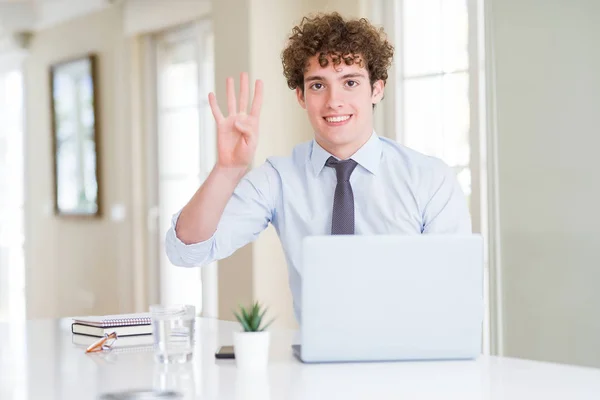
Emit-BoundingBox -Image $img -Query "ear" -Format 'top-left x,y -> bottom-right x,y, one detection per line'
296,87 -> 306,109
371,80 -> 385,105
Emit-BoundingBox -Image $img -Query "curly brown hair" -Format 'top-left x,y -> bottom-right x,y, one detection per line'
281,12 -> 394,93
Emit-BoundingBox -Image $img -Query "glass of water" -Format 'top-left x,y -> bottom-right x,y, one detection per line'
150,304 -> 196,364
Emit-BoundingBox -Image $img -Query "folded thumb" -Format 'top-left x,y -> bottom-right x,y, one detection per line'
235,120 -> 251,136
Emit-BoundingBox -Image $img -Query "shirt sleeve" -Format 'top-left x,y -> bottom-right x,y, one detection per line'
421,161 -> 472,234
165,161 -> 278,267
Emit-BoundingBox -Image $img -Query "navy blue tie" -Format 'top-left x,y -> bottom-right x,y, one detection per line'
325,156 -> 358,235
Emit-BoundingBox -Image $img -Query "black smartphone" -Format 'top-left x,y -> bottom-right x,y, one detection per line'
215,345 -> 235,359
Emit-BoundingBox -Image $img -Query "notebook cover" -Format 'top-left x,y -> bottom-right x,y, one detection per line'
71,322 -> 153,337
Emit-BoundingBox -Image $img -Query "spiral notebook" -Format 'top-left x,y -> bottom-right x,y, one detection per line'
71,313 -> 153,337
72,313 -> 152,328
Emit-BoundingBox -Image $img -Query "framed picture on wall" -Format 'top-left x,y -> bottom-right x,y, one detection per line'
50,54 -> 101,217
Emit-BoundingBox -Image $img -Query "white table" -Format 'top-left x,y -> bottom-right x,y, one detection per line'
1,318 -> 600,399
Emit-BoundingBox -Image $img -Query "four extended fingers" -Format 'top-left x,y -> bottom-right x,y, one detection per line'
209,73 -> 263,122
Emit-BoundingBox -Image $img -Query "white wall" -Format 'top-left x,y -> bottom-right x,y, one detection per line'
24,5 -> 133,318
492,0 -> 600,368
123,0 -> 211,36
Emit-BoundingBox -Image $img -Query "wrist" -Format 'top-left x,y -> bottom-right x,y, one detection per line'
213,164 -> 249,183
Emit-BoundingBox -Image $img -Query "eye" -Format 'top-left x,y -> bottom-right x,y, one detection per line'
309,82 -> 324,90
345,80 -> 359,88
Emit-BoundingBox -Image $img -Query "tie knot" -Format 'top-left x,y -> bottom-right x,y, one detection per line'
325,156 -> 358,182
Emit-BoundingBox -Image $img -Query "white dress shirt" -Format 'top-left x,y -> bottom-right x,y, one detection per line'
166,132 -> 472,323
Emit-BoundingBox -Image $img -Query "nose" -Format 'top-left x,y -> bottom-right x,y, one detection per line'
325,86 -> 344,109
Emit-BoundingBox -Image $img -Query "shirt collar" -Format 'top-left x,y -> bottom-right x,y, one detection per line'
310,131 -> 382,176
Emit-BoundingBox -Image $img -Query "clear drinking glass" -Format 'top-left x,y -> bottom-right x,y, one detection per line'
150,304 -> 196,364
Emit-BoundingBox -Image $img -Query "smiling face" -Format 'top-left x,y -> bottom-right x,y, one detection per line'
296,55 -> 384,159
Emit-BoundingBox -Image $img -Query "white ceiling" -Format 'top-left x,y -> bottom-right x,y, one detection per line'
0,0 -> 114,39
0,0 -> 211,54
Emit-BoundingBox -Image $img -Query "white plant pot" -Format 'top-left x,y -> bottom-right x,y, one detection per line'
233,331 -> 270,369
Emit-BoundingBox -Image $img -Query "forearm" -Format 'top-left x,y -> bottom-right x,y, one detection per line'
175,164 -> 248,244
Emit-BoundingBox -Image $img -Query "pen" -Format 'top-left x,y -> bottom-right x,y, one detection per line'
85,332 -> 118,353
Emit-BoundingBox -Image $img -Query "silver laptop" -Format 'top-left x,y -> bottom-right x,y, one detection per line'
294,234 -> 484,363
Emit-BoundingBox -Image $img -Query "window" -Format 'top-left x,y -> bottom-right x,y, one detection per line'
0,68 -> 25,322
0,64 -> 28,399
400,0 -> 472,205
152,22 -> 216,313
373,0 -> 490,354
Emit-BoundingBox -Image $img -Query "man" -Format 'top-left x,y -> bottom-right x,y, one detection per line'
166,12 -> 471,323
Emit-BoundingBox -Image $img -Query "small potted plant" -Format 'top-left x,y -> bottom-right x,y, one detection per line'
233,301 -> 274,369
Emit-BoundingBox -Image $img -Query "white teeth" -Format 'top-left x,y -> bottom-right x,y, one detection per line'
325,115 -> 350,123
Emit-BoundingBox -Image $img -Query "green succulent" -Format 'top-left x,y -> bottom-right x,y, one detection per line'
233,301 -> 274,332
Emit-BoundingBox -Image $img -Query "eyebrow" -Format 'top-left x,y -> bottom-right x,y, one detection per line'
305,72 -> 367,82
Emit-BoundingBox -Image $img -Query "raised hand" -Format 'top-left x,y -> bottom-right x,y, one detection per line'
208,72 -> 263,169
